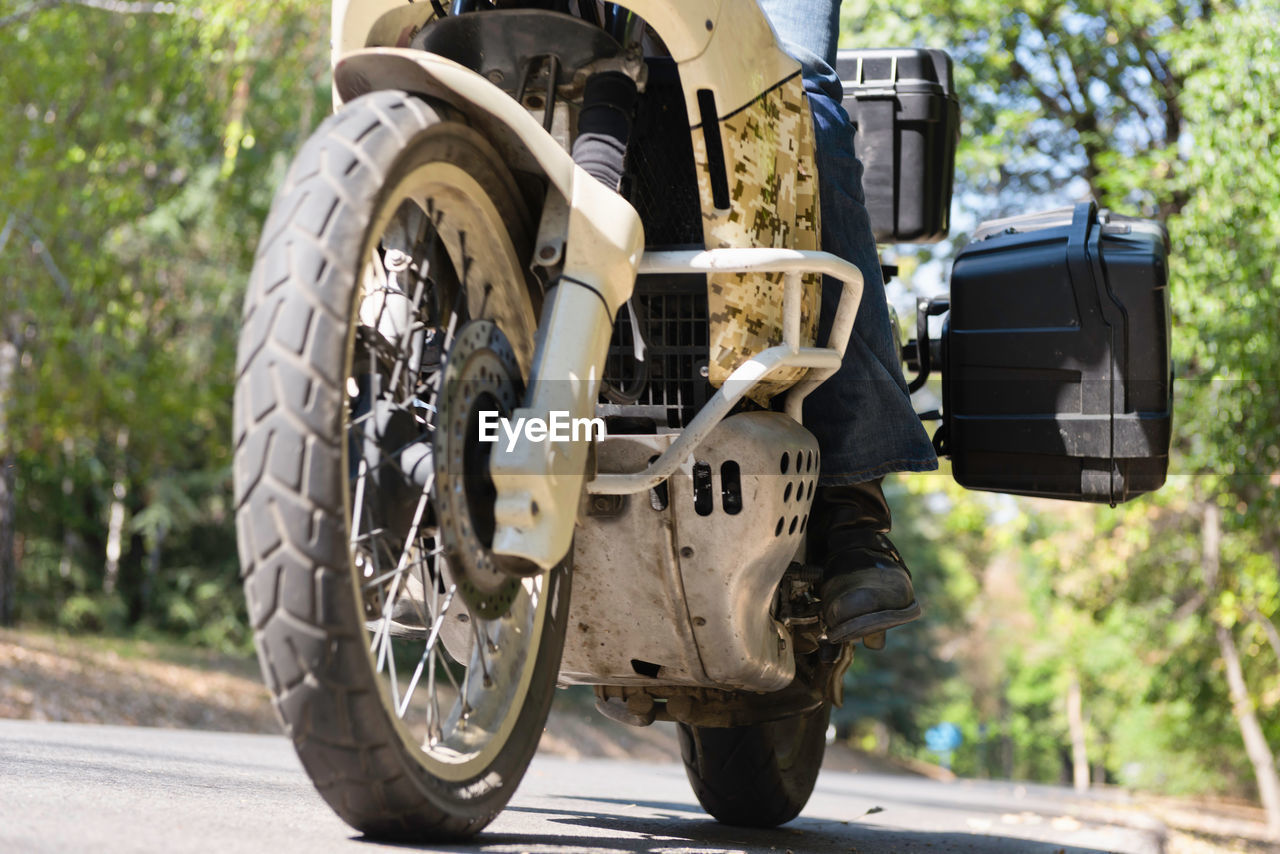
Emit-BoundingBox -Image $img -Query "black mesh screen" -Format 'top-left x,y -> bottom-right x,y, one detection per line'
604,274 -> 712,428
622,58 -> 703,247
604,58 -> 709,428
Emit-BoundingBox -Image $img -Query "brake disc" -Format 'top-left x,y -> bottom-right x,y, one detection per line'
433,319 -> 524,619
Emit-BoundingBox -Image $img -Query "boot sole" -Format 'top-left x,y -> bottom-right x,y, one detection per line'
825,600 -> 922,643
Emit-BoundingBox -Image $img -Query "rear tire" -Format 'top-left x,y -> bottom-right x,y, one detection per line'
234,90 -> 567,841
678,703 -> 830,827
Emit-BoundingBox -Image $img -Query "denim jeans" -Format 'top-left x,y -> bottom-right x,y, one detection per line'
758,0 -> 938,485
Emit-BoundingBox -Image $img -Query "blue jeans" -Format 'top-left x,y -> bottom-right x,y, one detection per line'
759,0 -> 938,485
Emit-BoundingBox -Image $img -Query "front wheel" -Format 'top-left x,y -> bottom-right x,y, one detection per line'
234,90 -> 568,841
678,703 -> 830,827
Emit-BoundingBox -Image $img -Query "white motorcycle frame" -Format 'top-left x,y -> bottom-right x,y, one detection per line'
328,0 -> 866,692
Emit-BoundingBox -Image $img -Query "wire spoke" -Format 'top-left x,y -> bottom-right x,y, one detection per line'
397,585 -> 457,718
360,544 -> 444,593
469,614 -> 494,688
349,459 -> 369,547
344,193 -> 547,763
351,526 -> 389,546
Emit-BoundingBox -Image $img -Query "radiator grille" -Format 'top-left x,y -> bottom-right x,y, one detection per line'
604,275 -> 712,428
604,59 -> 710,428
623,58 -> 703,247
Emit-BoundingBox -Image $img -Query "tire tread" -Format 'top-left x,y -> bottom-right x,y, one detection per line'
235,90 -> 496,840
678,704 -> 829,828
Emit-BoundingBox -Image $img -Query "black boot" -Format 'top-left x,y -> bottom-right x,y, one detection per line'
813,479 -> 921,643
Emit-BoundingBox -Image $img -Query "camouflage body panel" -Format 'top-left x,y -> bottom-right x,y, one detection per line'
691,73 -> 822,404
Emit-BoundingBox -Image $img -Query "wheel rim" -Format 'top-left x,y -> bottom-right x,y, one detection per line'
343,147 -> 550,783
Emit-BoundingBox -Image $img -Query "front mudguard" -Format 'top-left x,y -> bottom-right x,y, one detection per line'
335,49 -> 645,571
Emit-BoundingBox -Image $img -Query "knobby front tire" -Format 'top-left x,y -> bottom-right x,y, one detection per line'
233,90 -> 569,841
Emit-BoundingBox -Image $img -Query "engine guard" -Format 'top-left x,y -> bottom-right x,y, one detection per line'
562,411 -> 819,693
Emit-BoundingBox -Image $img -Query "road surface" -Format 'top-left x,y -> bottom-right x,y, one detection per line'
0,720 -> 1165,853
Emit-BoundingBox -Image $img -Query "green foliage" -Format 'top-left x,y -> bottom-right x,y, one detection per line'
838,0 -> 1280,806
57,593 -> 127,634
842,0 -> 1197,216
1167,8 -> 1280,489
1,1 -> 328,646
149,567 -> 250,653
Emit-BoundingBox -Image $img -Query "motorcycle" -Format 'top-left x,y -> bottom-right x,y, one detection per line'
233,0 -> 1172,841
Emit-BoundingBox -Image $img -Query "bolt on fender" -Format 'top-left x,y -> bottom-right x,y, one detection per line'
478,411 -> 606,452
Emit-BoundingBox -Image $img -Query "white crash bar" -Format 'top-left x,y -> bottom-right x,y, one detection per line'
587,248 -> 863,496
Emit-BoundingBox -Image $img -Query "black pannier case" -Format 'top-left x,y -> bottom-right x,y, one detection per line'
836,48 -> 959,244
943,202 -> 1172,504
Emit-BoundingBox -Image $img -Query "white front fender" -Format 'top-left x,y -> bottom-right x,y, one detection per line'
335,49 -> 645,570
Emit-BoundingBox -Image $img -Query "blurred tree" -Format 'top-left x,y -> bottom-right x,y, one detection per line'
0,313 -> 15,625
839,0 -> 1280,824
841,0 -> 1213,218
1133,6 -> 1280,830
0,0 -> 328,643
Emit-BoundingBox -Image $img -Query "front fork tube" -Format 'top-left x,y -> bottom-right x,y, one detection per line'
488,69 -> 642,571
489,275 -> 618,569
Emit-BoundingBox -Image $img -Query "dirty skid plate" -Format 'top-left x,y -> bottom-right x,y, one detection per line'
562,411 -> 818,692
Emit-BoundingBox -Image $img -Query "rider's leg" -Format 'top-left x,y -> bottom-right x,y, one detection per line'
757,0 -> 937,641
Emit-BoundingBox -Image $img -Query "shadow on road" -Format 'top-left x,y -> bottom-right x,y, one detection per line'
354,797 -> 1126,854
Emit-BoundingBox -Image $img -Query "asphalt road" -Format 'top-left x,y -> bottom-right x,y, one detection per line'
0,720 -> 1165,854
